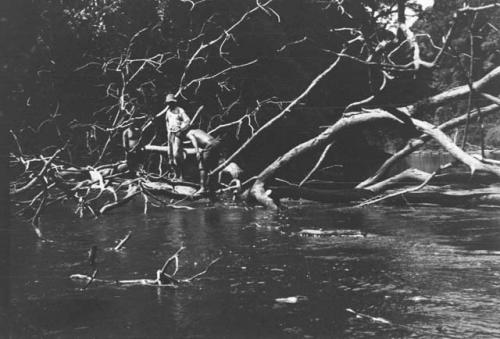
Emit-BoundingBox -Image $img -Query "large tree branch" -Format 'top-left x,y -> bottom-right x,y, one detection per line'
210,48 -> 347,177
249,98 -> 500,208
357,103 -> 500,188
410,66 -> 500,112
364,168 -> 433,194
412,119 -> 500,177
249,111 -> 403,208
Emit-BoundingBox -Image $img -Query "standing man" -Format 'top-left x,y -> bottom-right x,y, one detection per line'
185,129 -> 221,195
122,125 -> 144,174
163,93 -> 190,180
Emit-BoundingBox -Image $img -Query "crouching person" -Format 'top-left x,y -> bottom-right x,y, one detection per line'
185,129 -> 221,196
219,162 -> 243,201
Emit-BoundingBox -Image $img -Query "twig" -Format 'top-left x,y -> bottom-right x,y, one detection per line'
71,249 -> 220,288
346,308 -> 391,325
81,269 -> 98,291
460,16 -> 478,150
160,246 -> 186,276
88,245 -> 98,267
189,105 -> 204,128
182,257 -> 221,282
114,231 -> 132,251
459,4 -> 500,13
299,142 -> 334,186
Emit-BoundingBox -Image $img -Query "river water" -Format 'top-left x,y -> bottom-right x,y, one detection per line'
6,200 -> 500,338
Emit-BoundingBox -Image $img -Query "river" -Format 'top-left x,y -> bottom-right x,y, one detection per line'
5,200 -> 500,338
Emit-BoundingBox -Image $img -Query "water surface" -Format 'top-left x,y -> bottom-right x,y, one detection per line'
7,200 -> 500,338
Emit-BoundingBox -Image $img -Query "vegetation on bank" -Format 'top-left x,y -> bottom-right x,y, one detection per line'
5,0 -> 500,238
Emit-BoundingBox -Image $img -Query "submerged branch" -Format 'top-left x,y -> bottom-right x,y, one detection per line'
114,231 -> 132,251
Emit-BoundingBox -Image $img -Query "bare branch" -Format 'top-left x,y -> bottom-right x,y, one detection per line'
299,142 -> 334,186
180,59 -> 257,94
114,231 -> 132,251
403,66 -> 500,114
458,4 -> 500,13
356,168 -> 438,207
11,147 -> 64,195
210,48 -> 347,176
175,0 -> 275,97
160,246 -> 186,276
182,257 -> 221,282
357,103 -> 500,188
412,119 -> 500,177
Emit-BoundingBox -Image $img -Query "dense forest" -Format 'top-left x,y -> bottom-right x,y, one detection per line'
4,0 -> 500,238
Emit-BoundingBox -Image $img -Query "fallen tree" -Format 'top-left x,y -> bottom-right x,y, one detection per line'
8,0 -> 500,237
247,100 -> 500,208
242,2 -> 500,209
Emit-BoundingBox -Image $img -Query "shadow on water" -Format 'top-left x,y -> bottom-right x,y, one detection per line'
8,199 -> 500,338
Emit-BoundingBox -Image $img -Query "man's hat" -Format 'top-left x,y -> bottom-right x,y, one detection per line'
165,93 -> 177,103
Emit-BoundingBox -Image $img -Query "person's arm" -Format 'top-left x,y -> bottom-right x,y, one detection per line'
166,111 -> 178,142
165,110 -> 171,132
179,107 -> 191,130
187,133 -> 201,160
122,129 -> 129,152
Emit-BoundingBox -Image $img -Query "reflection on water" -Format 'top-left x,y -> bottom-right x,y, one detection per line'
6,201 -> 500,338
405,151 -> 455,173
405,150 -> 500,173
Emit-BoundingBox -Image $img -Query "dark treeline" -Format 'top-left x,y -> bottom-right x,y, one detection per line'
5,0 -> 500,230
4,0 -> 435,168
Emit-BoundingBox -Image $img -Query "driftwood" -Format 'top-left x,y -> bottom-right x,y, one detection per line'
70,274 -> 173,287
70,264 -> 221,287
71,247 -> 221,288
346,308 -> 391,325
81,269 -> 98,290
298,229 -> 365,238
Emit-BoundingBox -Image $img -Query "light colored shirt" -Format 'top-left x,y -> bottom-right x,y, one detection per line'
165,106 -> 190,133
